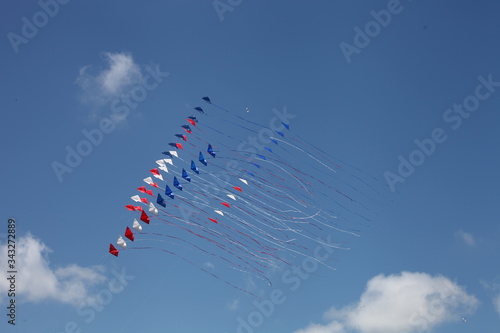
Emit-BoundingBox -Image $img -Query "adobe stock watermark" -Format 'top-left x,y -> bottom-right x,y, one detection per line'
54,266 -> 134,333
7,0 -> 71,54
339,0 -> 414,64
213,0 -> 243,22
235,234 -> 336,333
51,65 -> 169,183
384,73 -> 499,192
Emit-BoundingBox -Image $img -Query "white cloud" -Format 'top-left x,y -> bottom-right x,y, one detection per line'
479,278 -> 500,317
98,53 -> 142,95
75,52 -> 143,106
455,230 -> 475,246
493,294 -> 500,317
227,299 -> 240,311
204,261 -> 215,269
294,272 -> 478,333
0,234 -> 106,306
295,321 -> 346,333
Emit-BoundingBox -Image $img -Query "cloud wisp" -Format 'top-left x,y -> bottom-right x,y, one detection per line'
75,52 -> 144,107
480,278 -> 500,318
455,229 -> 475,246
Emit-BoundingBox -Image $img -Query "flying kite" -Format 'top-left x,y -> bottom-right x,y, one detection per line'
108,97 -> 383,296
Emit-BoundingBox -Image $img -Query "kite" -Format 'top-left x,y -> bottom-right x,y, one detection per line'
108,96 -> 384,297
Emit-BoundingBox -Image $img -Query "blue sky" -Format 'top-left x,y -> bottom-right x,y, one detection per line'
1,0 -> 499,332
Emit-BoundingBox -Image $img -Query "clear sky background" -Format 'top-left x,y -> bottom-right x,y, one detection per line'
1,1 -> 499,332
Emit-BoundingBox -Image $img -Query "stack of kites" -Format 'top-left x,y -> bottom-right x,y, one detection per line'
108,97 -> 383,294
